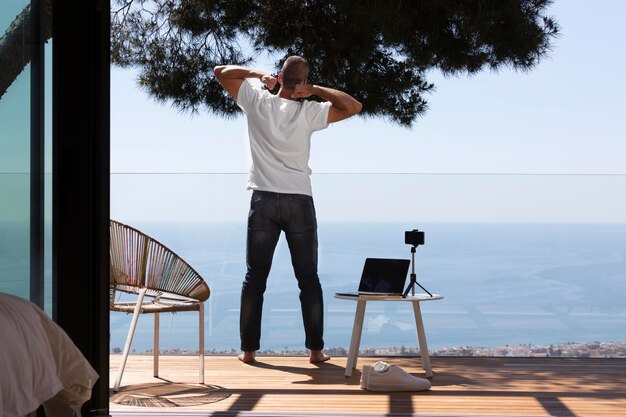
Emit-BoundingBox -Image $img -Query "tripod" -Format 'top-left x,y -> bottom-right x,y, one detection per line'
403,245 -> 433,297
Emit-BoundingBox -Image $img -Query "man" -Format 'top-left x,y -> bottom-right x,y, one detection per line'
214,56 -> 362,363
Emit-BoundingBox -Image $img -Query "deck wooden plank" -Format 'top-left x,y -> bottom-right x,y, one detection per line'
109,355 -> 626,416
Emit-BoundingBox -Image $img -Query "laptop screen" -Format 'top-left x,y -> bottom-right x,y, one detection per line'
358,258 -> 410,294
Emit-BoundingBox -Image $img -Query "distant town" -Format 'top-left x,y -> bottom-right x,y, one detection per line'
112,341 -> 626,358
363,341 -> 626,358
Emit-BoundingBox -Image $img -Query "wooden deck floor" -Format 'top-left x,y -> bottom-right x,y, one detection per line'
109,355 -> 626,417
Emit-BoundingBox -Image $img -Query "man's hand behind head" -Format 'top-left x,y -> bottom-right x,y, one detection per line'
261,74 -> 278,90
291,84 -> 315,99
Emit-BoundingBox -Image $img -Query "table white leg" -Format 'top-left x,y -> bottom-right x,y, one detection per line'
412,301 -> 433,378
345,300 -> 367,377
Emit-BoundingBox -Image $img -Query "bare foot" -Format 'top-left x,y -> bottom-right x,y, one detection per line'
309,350 -> 331,363
238,351 -> 257,363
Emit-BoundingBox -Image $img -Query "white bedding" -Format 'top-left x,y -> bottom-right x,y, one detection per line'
0,293 -> 98,417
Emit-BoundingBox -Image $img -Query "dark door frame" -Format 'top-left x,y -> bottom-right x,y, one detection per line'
52,0 -> 110,414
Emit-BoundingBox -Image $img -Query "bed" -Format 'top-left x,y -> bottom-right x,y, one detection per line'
0,292 -> 98,417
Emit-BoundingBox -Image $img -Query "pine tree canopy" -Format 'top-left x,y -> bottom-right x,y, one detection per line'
111,0 -> 559,126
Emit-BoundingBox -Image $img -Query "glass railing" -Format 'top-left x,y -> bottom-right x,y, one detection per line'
0,173 -> 53,311
110,173 -> 626,357
0,173 -> 30,299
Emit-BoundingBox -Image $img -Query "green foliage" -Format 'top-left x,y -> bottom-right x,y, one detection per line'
111,0 -> 558,126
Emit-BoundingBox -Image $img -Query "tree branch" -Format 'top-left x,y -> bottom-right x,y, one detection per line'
0,0 -> 52,99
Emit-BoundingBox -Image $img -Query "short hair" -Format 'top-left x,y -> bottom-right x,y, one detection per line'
281,56 -> 309,89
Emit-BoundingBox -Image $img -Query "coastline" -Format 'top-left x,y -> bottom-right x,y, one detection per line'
111,340 -> 626,359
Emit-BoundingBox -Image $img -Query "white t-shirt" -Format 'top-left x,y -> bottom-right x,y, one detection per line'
237,79 -> 332,196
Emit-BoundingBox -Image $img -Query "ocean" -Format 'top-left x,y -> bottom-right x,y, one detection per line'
105,221 -> 626,353
1,220 -> 624,353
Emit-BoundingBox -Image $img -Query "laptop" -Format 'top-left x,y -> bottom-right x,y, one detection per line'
335,258 -> 410,297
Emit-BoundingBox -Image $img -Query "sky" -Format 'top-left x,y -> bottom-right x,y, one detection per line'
109,0 -> 626,223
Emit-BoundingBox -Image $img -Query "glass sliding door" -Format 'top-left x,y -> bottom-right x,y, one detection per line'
0,0 -> 32,298
0,0 -> 48,308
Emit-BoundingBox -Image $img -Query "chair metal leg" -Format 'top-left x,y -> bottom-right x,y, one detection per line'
199,303 -> 205,384
154,312 -> 159,378
114,288 -> 147,391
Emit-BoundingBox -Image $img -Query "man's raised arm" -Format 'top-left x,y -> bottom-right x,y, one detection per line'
213,65 -> 277,99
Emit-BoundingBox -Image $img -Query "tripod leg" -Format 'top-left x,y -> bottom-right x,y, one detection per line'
416,281 -> 433,297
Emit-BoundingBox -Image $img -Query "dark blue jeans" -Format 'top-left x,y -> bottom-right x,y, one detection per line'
240,190 -> 324,351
